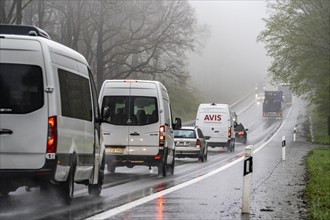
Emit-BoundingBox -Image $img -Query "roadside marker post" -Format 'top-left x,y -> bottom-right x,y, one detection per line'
242,146 -> 253,214
293,123 -> 297,142
282,136 -> 286,161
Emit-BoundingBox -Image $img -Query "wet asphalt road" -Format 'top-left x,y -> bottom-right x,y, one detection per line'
0,94 -> 301,220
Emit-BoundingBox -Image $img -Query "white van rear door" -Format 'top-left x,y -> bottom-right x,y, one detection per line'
0,40 -> 48,169
196,109 -> 229,143
128,83 -> 159,156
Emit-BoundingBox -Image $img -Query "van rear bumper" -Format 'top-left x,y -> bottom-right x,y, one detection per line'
207,141 -> 229,148
105,153 -> 163,168
0,159 -> 57,193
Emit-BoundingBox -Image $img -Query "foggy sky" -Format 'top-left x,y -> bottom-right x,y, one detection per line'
188,0 -> 271,103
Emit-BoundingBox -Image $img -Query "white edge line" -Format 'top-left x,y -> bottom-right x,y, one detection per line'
86,157 -> 244,220
86,103 -> 293,220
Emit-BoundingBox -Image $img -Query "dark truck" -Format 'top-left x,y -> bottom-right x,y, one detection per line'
262,91 -> 285,119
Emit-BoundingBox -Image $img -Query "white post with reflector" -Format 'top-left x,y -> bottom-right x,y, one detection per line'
293,123 -> 297,142
242,145 -> 253,214
282,136 -> 286,161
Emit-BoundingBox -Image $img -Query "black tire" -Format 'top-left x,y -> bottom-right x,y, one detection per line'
89,154 -> 105,197
227,141 -> 232,152
158,151 -> 167,177
107,163 -> 116,174
58,154 -> 76,204
170,149 -> 175,175
200,151 -> 205,162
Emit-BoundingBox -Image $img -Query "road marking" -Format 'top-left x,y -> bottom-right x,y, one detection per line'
86,156 -> 244,219
86,103 -> 293,220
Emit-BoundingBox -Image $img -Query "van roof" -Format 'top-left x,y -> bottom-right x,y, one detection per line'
0,24 -> 51,39
0,34 -> 88,66
103,80 -> 166,88
198,103 -> 229,108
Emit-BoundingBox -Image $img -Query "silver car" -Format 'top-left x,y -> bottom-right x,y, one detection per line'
174,126 -> 208,162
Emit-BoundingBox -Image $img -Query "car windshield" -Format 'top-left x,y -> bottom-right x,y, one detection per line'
174,129 -> 196,139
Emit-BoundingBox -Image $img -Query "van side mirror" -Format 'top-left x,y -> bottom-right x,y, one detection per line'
205,136 -> 211,140
102,106 -> 110,122
174,118 -> 182,129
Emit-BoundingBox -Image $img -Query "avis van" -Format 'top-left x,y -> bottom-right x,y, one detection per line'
98,80 -> 181,177
195,103 -> 236,152
0,25 -> 104,203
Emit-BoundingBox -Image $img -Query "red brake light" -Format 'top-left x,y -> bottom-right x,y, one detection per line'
159,126 -> 166,133
159,125 -> 166,146
238,131 -> 245,135
154,155 -> 161,160
47,116 -> 57,153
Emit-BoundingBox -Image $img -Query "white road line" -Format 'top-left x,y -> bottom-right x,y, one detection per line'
86,104 -> 293,220
86,157 -> 244,219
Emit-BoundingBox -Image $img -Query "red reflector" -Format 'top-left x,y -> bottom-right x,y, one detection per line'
47,116 -> 57,153
154,156 -> 161,160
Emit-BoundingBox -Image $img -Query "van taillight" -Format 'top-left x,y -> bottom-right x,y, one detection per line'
159,125 -> 165,146
47,116 -> 57,153
228,128 -> 231,138
196,139 -> 201,148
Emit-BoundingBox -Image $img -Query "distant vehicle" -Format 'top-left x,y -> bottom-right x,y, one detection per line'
98,80 -> 181,177
234,123 -> 248,145
0,25 -> 104,203
255,82 -> 266,96
256,92 -> 265,102
278,83 -> 292,105
174,126 -> 208,162
195,103 -> 236,152
263,91 -> 285,119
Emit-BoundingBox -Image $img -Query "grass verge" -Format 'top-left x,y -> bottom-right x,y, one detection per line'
305,147 -> 330,219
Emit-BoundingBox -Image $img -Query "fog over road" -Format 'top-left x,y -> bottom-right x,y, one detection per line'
188,0 -> 271,102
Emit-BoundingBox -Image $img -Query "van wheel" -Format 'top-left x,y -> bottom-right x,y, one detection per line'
158,151 -> 167,177
200,153 -> 205,162
89,154 -> 105,197
59,154 -> 76,204
170,151 -> 175,175
107,163 -> 116,174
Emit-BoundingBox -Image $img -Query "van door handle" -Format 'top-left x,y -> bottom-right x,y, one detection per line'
130,132 -> 140,136
0,129 -> 13,135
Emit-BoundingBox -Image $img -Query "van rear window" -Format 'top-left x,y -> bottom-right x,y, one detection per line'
101,96 -> 158,126
0,63 -> 44,114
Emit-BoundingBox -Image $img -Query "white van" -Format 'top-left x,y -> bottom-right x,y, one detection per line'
195,103 -> 235,152
0,25 -> 104,203
98,80 -> 181,177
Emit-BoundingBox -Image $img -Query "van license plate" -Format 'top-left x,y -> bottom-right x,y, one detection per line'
106,148 -> 124,154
